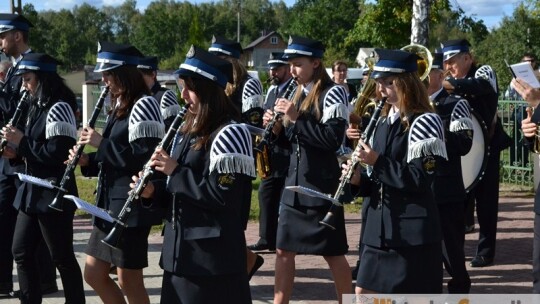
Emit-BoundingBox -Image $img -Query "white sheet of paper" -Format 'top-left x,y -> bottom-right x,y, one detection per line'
285,185 -> 339,204
17,173 -> 55,189
510,62 -> 540,88
63,195 -> 115,223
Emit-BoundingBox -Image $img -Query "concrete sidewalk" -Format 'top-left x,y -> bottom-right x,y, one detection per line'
3,192 -> 535,303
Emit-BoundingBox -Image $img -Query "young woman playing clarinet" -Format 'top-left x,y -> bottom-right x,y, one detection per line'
132,45 -> 255,303
68,41 -> 165,304
268,35 -> 351,304
1,53 -> 85,303
346,49 -> 446,294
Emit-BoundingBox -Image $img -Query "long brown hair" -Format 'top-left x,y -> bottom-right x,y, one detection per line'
107,65 -> 150,118
384,72 -> 433,129
180,76 -> 240,149
288,58 -> 333,122
223,57 -> 248,97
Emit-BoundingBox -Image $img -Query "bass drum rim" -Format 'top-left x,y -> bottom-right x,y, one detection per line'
461,109 -> 490,192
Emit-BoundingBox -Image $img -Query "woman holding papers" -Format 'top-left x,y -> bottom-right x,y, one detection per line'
68,41 -> 164,304
1,53 -> 84,303
132,45 -> 254,303
264,36 -> 351,304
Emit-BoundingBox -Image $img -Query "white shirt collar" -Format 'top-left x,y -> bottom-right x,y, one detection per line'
388,107 -> 400,125
430,87 -> 444,101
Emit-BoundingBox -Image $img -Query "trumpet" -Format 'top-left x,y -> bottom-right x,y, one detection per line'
320,97 -> 387,230
255,77 -> 297,179
102,104 -> 190,249
0,90 -> 30,155
49,86 -> 110,211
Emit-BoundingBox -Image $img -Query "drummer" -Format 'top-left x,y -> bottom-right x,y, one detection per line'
428,51 -> 473,293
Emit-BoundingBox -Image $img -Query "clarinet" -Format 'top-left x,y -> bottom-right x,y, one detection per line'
254,77 -> 297,154
319,97 -> 387,230
0,90 -> 30,154
48,86 -> 110,211
102,104 -> 190,249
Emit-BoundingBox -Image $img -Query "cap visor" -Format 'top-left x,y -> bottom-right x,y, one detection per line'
371,71 -> 397,80
94,62 -> 121,73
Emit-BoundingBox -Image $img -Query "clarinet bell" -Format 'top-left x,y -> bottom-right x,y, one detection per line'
101,225 -> 124,249
319,211 -> 337,230
48,196 -> 64,211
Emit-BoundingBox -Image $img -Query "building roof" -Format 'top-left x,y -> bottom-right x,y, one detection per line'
244,31 -> 279,50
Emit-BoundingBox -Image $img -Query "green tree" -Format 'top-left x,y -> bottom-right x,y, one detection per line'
284,0 -> 360,64
475,4 -> 540,91
102,0 -> 141,44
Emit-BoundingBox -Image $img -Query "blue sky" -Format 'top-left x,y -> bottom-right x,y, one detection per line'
0,0 -> 523,30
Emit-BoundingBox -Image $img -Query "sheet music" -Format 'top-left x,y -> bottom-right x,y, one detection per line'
63,195 -> 115,223
285,185 -> 339,204
17,173 -> 55,189
510,61 -> 540,88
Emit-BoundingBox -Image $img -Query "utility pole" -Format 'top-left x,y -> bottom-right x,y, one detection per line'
410,0 -> 429,46
236,0 -> 241,43
10,0 -> 22,14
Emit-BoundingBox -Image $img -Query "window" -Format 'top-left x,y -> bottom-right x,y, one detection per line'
270,36 -> 278,44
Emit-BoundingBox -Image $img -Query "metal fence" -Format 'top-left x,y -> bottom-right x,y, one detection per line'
498,99 -> 534,188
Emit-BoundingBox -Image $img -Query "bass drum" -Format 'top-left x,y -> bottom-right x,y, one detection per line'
461,110 -> 490,192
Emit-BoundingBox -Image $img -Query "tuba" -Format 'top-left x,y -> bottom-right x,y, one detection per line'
401,43 -> 433,86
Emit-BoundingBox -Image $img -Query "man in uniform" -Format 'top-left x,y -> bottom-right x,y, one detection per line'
429,52 -> 473,292
249,52 -> 294,252
441,39 -> 511,267
0,13 -> 58,298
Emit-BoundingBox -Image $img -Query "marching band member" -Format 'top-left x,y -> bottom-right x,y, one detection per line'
137,56 -> 181,130
249,52 -> 293,253
133,45 -> 254,303
510,78 -> 540,292
270,36 -> 351,303
208,35 -> 265,277
429,52 -> 473,293
441,39 -> 511,267
1,53 -> 84,303
208,35 -> 264,128
347,49 -> 446,294
0,13 -> 58,299
70,41 -> 164,304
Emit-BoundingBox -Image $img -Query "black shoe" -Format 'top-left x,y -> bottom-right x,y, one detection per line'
465,225 -> 475,234
470,255 -> 493,267
248,255 -> 265,281
247,242 -> 275,252
9,290 -> 20,298
41,284 -> 59,295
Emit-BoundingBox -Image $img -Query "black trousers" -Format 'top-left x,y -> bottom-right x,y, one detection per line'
256,176 -> 285,248
470,148 -> 501,259
12,210 -> 85,304
438,202 -> 471,293
0,174 -> 56,293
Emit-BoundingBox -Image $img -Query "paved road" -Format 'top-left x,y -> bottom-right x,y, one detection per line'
3,192 -> 535,303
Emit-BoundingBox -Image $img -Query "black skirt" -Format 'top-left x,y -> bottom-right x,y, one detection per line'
356,243 -> 443,293
160,270 -> 252,304
276,203 -> 348,256
85,225 -> 151,269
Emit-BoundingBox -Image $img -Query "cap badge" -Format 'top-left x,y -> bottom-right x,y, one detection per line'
186,45 -> 195,58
